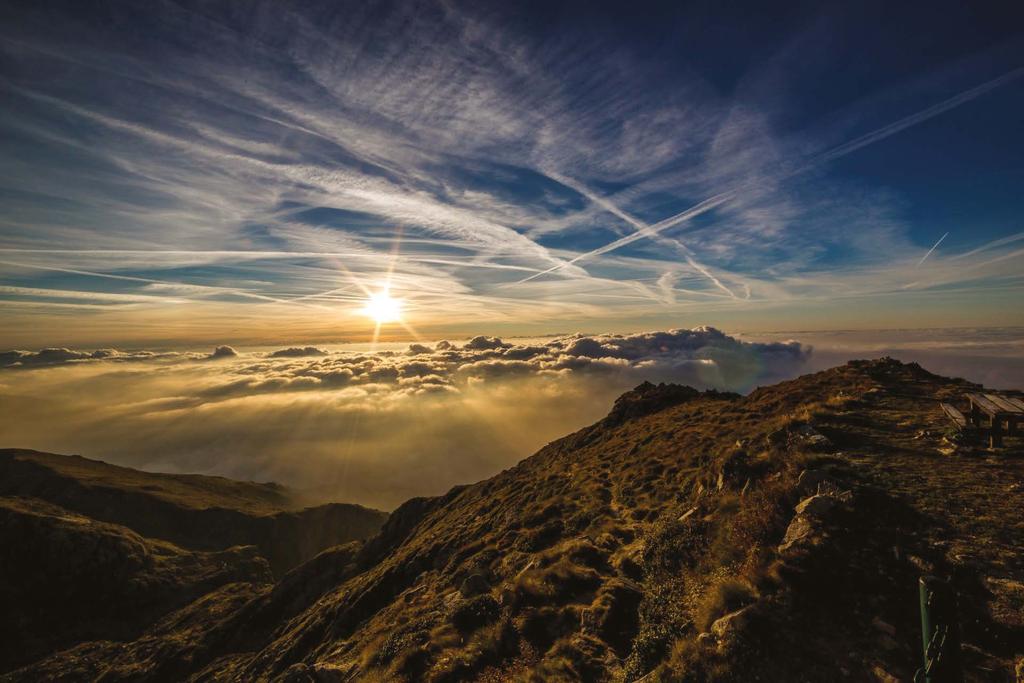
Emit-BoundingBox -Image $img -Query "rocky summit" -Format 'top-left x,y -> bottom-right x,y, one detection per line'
2,359 -> 1023,682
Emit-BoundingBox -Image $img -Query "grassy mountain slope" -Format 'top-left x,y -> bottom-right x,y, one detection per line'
0,495 -> 272,673
5,359 -> 1023,682
0,449 -> 388,575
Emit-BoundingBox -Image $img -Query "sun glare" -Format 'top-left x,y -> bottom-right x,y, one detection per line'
362,291 -> 402,324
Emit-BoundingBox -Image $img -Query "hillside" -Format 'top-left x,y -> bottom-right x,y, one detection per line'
0,449 -> 388,575
4,359 -> 1023,681
0,496 -> 272,672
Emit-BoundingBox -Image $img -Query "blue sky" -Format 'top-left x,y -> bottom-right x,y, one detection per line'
1,0 -> 1023,347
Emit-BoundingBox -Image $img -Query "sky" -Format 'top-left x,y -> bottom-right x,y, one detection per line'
1,1 -> 1023,504
0,0 -> 1022,348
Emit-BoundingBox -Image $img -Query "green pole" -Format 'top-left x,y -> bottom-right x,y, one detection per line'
915,576 -> 963,683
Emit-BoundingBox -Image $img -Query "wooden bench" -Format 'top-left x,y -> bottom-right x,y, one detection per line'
965,392 -> 1024,447
984,394 -> 1022,436
940,402 -> 967,429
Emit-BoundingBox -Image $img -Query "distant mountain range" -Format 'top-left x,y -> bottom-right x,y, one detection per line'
2,359 -> 1022,681
0,449 -> 386,673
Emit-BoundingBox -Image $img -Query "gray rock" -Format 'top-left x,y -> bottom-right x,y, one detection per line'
779,491 -> 851,553
794,493 -> 840,518
795,424 -> 833,451
778,515 -> 816,553
710,605 -> 753,643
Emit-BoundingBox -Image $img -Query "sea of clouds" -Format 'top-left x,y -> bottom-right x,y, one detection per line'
0,327 -> 809,509
3,325 -> 1021,510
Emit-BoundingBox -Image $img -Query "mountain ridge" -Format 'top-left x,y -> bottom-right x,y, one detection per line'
0,449 -> 388,576
3,358 -> 1023,681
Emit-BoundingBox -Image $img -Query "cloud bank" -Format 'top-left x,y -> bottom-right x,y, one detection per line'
3,325 -> 1022,509
0,327 -> 809,509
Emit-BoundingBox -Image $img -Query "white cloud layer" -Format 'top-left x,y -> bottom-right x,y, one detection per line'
0,327 -> 808,508
3,325 -> 1021,509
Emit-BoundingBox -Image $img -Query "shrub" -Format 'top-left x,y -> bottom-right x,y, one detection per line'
525,635 -> 607,682
621,577 -> 689,682
515,519 -> 564,551
367,619 -> 431,667
642,516 -> 709,577
513,558 -> 602,607
450,594 -> 500,633
429,618 -> 517,683
730,480 -> 793,548
517,605 -> 581,647
565,540 -> 610,571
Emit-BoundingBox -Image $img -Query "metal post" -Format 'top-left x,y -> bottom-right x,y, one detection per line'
915,576 -> 962,683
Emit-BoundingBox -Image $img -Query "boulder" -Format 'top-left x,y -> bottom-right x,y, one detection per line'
778,515 -> 817,553
778,491 -> 851,554
709,604 -> 754,648
794,493 -> 840,518
795,424 -> 833,451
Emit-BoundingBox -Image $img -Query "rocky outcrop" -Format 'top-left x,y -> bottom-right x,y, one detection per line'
778,487 -> 852,555
605,382 -> 703,424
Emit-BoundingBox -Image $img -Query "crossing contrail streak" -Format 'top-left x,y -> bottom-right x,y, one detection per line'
516,67 -> 1024,285
917,232 -> 949,267
515,192 -> 732,284
540,170 -> 737,296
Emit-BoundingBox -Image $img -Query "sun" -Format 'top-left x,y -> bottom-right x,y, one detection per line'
361,290 -> 402,324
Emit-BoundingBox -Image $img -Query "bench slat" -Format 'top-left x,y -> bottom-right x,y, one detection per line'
984,393 -> 1023,414
940,403 -> 967,428
966,392 -> 1005,416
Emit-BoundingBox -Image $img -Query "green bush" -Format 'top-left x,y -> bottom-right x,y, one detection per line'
450,594 -> 500,633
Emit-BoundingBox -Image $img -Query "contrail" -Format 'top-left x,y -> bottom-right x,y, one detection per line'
517,67 -> 1024,285
916,232 -> 949,267
535,171 -> 738,296
515,191 -> 731,284
813,67 -> 1024,166
947,230 -> 1024,261
0,260 -> 333,310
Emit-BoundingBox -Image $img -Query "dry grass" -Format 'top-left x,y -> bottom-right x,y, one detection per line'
693,579 -> 756,632
14,359 -> 1024,682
